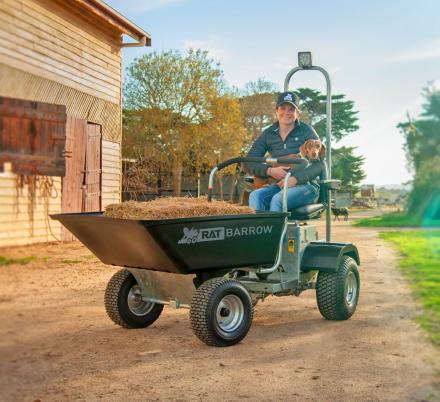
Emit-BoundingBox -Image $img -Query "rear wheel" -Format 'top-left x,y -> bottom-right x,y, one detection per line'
316,256 -> 360,320
105,269 -> 164,328
190,278 -> 253,347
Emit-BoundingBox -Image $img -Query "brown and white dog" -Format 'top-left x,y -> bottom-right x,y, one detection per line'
299,139 -> 326,160
253,139 -> 325,189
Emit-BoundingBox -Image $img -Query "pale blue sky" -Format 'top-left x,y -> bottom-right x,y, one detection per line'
105,0 -> 440,185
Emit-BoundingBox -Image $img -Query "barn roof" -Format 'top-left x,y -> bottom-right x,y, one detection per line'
73,0 -> 152,46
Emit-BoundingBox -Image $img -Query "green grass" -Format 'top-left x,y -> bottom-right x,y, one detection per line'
61,259 -> 84,264
61,255 -> 96,264
0,255 -> 36,266
380,230 -> 440,348
354,211 -> 440,228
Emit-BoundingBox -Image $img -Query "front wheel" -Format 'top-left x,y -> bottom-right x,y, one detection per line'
105,269 -> 164,328
190,278 -> 253,347
316,256 -> 360,320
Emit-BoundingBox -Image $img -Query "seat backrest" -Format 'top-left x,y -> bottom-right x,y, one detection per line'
317,161 -> 329,205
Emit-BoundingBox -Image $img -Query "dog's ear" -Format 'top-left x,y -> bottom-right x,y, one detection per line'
319,142 -> 326,159
299,140 -> 310,157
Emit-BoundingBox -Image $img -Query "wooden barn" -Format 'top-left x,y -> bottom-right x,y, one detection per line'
0,0 -> 151,246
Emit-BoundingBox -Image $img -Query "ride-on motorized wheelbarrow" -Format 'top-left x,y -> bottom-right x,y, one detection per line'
51,53 -> 360,347
52,155 -> 360,347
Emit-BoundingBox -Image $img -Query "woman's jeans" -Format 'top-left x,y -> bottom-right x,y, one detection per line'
249,183 -> 319,212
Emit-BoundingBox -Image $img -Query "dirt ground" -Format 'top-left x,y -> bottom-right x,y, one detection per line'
0,211 -> 439,402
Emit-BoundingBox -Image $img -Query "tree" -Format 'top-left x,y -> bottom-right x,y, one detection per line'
406,156 -> 440,219
331,147 -> 366,193
123,49 -> 245,195
298,88 -> 364,192
398,86 -> 440,173
295,88 -> 359,142
194,95 -> 247,171
397,85 -> 440,216
238,78 -> 278,147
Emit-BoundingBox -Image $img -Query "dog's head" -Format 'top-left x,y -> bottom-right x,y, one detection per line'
299,139 -> 326,160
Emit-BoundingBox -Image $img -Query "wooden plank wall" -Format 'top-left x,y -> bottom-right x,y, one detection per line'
102,140 -> 121,208
0,164 -> 62,247
0,132 -> 120,247
0,64 -> 121,143
0,0 -> 122,104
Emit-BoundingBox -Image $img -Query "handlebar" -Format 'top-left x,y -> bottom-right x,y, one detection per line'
214,156 -> 307,171
207,156 -> 308,202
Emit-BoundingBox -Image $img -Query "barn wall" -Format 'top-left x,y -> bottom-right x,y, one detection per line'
0,0 -> 125,247
0,140 -> 121,248
0,164 -> 62,247
0,0 -> 122,104
0,61 -> 121,143
102,140 -> 121,208
0,0 -> 122,142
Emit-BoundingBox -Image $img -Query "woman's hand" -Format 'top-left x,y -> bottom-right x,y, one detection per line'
277,176 -> 298,188
267,166 -> 290,180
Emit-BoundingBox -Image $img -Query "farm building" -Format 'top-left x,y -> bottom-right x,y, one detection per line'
0,0 -> 151,246
360,184 -> 375,199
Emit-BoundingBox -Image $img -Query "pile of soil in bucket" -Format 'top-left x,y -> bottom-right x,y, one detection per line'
104,197 -> 255,220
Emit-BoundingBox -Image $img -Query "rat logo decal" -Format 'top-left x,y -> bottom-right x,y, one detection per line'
178,225 -> 272,245
178,227 -> 199,244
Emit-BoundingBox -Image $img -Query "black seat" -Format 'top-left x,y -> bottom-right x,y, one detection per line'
288,169 -> 341,220
289,202 -> 325,220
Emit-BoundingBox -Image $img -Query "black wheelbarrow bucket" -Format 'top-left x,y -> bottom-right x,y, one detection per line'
51,211 -> 288,275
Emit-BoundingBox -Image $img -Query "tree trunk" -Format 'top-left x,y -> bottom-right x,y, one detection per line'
217,173 -> 223,200
172,160 -> 183,196
229,174 -> 237,203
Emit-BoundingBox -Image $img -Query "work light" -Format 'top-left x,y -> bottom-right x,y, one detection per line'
298,52 -> 312,68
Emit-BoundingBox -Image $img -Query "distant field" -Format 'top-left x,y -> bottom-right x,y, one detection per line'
380,230 -> 440,348
354,211 -> 440,228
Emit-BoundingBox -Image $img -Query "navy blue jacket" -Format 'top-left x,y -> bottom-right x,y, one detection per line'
293,159 -> 326,186
245,120 -> 319,177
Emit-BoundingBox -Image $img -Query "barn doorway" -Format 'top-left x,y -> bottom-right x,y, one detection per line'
61,117 -> 102,241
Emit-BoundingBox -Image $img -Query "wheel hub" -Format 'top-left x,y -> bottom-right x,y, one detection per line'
220,308 -> 230,317
345,271 -> 358,307
216,294 -> 244,335
127,285 -> 155,316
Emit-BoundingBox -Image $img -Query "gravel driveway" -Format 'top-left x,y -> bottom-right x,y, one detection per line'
0,212 -> 439,401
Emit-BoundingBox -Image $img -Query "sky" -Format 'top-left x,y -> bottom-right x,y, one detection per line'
105,0 -> 440,186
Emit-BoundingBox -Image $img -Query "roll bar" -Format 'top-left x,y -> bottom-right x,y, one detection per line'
284,59 -> 333,241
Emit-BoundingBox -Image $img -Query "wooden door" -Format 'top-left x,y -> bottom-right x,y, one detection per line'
61,116 -> 87,241
61,119 -> 101,241
83,123 -> 102,212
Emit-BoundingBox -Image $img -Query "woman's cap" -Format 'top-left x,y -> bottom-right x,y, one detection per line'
276,91 -> 300,110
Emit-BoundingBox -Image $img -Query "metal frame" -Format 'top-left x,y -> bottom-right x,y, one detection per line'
207,157 -> 302,276
284,63 -> 333,241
